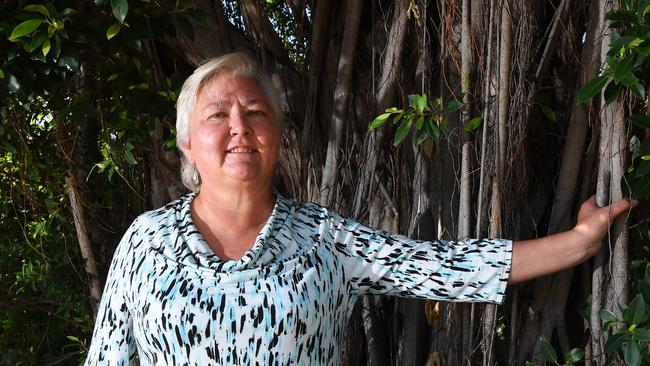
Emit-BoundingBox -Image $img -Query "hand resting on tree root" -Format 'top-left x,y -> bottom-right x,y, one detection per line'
509,195 -> 637,284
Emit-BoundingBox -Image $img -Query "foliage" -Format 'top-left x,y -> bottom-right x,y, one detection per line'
0,100 -> 92,364
0,0 -> 196,362
576,0 -> 650,199
369,93 -> 473,155
527,262 -> 650,366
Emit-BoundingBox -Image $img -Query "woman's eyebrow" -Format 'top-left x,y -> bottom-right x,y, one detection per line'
203,100 -> 230,111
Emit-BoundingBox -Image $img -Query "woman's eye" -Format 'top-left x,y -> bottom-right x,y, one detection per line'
209,112 -> 227,119
248,110 -> 267,117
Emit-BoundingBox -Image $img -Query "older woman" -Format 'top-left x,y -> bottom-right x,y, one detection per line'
85,53 -> 633,365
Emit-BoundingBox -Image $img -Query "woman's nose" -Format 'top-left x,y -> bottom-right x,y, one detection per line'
229,108 -> 252,135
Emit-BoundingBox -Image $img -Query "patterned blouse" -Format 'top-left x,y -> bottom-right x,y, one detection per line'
85,193 -> 512,365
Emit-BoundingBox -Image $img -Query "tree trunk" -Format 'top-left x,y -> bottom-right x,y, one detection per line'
66,176 -> 103,315
319,0 -> 363,205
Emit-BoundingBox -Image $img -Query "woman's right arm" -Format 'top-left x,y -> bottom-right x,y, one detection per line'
84,223 -> 138,365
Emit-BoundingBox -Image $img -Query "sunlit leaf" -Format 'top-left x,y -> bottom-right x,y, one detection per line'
370,113 -> 391,129
106,23 -> 121,40
23,4 -> 50,18
9,19 -> 43,41
41,38 -> 50,56
111,0 -> 128,23
416,94 -> 427,113
577,75 -> 609,104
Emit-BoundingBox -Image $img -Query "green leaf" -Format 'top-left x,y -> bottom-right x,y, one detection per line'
385,107 -> 403,113
538,104 -> 556,122
464,116 -> 483,131
604,81 -> 622,105
524,362 -> 538,366
629,114 -> 650,128
9,19 -> 43,40
370,113 -> 391,129
565,348 -> 585,364
124,150 -> 137,165
111,0 -> 128,23
639,280 -> 650,303
577,75 -> 609,104
0,69 -> 4,79
637,160 -> 650,178
416,94 -> 427,113
539,337 -> 558,364
29,32 -> 47,50
619,71 -> 639,87
425,119 -> 440,142
412,126 -> 428,146
623,341 -> 641,366
66,335 -> 80,342
106,23 -> 121,40
415,115 -> 425,130
599,308 -> 618,323
604,332 -> 627,353
630,82 -> 645,99
392,113 -> 404,125
633,327 -> 650,341
107,73 -> 119,82
23,4 -> 50,17
614,53 -> 637,82
623,295 -> 647,325
41,39 -> 50,57
444,99 -> 462,113
393,118 -> 412,147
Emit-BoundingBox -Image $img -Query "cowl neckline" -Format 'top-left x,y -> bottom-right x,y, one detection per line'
173,191 -> 290,272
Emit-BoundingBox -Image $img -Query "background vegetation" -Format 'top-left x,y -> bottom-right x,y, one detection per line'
1,0 -> 649,365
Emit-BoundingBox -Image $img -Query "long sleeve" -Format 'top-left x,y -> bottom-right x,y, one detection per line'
329,212 -> 512,304
85,221 -> 138,365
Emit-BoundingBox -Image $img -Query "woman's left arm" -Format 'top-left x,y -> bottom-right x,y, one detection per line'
509,196 -> 636,284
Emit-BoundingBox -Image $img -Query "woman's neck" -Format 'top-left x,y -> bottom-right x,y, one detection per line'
192,184 -> 276,234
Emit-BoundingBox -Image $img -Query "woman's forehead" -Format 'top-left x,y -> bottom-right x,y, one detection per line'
197,74 -> 269,106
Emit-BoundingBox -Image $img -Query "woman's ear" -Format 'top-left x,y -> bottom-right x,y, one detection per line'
179,140 -> 194,165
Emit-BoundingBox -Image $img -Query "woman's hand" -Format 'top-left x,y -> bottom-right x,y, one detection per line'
571,195 -> 637,258
509,196 -> 636,284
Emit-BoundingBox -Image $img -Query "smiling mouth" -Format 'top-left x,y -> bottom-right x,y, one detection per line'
227,148 -> 258,153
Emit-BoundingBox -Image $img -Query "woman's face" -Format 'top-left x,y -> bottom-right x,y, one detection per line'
183,73 -> 281,189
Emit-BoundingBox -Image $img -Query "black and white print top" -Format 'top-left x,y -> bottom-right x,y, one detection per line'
85,193 -> 512,365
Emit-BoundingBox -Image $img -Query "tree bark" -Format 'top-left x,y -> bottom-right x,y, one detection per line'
66,176 -> 103,315
517,0 -> 601,361
319,0 -> 363,205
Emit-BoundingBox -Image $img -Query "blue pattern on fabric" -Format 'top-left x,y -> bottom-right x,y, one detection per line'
85,193 -> 512,365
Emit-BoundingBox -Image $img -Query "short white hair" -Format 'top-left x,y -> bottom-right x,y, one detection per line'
175,52 -> 283,191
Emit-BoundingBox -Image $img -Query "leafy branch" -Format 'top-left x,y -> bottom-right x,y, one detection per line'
369,93 -> 481,149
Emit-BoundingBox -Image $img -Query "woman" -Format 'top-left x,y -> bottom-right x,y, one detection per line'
85,53 -> 634,365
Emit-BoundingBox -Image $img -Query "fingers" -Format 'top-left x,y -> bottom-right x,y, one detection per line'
599,199 -> 634,222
